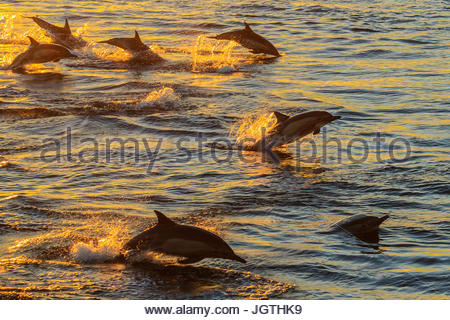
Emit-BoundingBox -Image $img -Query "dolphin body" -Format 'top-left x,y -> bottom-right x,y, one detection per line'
28,16 -> 87,49
123,210 -> 246,264
98,31 -> 164,64
251,110 -> 341,151
332,214 -> 389,243
210,22 -> 280,57
8,36 -> 77,70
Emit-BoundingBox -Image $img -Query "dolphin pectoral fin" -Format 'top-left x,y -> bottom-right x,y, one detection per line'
313,128 -> 320,135
230,253 -> 246,263
178,257 -> 203,264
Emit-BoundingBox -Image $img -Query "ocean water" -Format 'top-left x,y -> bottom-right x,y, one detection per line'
0,0 -> 449,299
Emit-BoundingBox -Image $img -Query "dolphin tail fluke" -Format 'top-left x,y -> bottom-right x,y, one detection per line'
8,59 -> 22,71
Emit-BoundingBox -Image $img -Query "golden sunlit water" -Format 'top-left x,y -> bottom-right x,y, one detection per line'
0,1 -> 449,299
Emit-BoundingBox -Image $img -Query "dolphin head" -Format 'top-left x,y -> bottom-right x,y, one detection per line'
242,21 -> 281,57
312,112 -> 341,134
315,111 -> 341,126
346,215 -> 389,235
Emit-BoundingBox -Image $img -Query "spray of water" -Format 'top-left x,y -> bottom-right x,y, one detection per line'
192,35 -> 238,72
71,224 -> 127,263
136,87 -> 179,109
229,111 -> 278,148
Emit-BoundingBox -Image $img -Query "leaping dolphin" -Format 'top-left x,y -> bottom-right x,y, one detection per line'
98,31 -> 164,63
210,22 -> 280,57
251,110 -> 341,150
28,16 -> 87,49
8,36 -> 77,71
332,214 -> 389,243
123,210 -> 246,264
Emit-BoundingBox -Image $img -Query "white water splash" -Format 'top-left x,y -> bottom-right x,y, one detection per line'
0,195 -> 19,202
229,110 -> 278,148
192,35 -> 239,73
136,87 -> 179,109
71,238 -> 122,263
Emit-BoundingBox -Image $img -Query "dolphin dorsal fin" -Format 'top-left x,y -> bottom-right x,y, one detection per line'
154,210 -> 176,225
273,111 -> 290,123
244,21 -> 252,31
134,30 -> 143,43
27,36 -> 39,47
64,18 -> 71,34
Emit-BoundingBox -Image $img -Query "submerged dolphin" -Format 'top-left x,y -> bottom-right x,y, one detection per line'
210,22 -> 280,57
28,16 -> 87,49
8,36 -> 77,70
123,210 -> 246,264
98,31 -> 164,63
251,110 -> 341,150
332,214 -> 389,243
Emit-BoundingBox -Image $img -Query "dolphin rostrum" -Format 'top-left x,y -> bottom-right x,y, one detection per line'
210,22 -> 280,57
123,210 -> 246,264
98,30 -> 164,63
8,36 -> 77,70
332,214 -> 389,243
28,16 -> 87,49
251,110 -> 341,150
